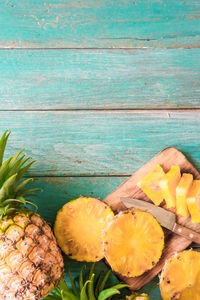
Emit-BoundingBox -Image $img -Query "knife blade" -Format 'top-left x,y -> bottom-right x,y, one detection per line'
120,197 -> 200,244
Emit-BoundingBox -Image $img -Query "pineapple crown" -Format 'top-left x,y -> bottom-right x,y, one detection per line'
44,263 -> 128,300
0,130 -> 39,219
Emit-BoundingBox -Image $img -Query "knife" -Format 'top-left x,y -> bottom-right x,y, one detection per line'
120,197 -> 200,244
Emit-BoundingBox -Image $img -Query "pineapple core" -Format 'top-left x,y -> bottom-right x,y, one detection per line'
159,165 -> 181,208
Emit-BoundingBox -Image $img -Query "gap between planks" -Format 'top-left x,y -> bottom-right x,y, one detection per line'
0,47 -> 198,50
0,108 -> 200,112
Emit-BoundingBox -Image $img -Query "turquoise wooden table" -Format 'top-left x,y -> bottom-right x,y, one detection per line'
0,0 -> 200,299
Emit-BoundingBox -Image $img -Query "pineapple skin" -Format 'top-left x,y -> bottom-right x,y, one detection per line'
0,212 -> 64,300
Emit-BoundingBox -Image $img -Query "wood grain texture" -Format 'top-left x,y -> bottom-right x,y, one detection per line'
0,0 -> 199,48
2,110 -> 200,176
0,49 -> 200,109
104,148 -> 200,290
32,176 -> 125,223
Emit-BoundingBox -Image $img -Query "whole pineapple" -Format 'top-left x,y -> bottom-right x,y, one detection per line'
0,131 -> 64,300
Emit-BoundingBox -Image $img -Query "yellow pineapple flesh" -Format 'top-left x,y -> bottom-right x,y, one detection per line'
176,173 -> 193,217
137,164 -> 165,205
54,196 -> 114,262
159,165 -> 181,208
103,210 -> 164,277
186,180 -> 200,223
160,250 -> 200,300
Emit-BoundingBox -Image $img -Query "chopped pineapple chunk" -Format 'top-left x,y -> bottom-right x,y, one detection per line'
176,173 -> 193,217
137,164 -> 165,205
187,180 -> 200,223
159,165 -> 181,208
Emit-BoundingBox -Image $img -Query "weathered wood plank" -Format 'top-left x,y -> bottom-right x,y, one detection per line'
2,110 -> 200,176
0,49 -> 199,109
31,176 -> 161,299
0,0 -> 199,48
32,176 -> 124,223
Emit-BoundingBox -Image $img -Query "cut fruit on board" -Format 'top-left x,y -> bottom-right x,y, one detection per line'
104,147 -> 200,291
103,210 -> 164,278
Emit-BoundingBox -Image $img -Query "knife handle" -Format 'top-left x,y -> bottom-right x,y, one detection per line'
173,223 -> 200,244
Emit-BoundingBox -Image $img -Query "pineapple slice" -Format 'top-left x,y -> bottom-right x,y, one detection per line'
54,197 -> 114,262
103,210 -> 164,277
137,164 -> 165,205
187,180 -> 200,223
159,165 -> 181,208
176,173 -> 193,217
160,250 -> 200,300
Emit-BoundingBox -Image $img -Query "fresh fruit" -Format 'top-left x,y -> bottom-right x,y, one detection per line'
176,173 -> 193,217
137,164 -> 165,205
0,131 -> 64,300
44,263 -> 128,300
54,197 -> 114,262
103,210 -> 164,277
159,165 -> 181,208
187,180 -> 200,223
160,250 -> 200,300
126,293 -> 149,300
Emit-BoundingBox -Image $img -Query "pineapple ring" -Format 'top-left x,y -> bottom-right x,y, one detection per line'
103,210 -> 164,277
54,197 -> 114,262
160,250 -> 200,300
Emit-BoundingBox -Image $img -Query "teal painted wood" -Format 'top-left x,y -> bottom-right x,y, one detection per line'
2,110 -> 200,176
0,49 -> 200,109
0,0 -> 199,48
31,176 -> 161,299
32,177 -> 125,223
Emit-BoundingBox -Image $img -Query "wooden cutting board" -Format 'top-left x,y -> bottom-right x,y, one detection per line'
104,147 -> 200,290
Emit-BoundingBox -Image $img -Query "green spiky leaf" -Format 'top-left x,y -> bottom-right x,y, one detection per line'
0,131 -> 39,218
79,265 -> 86,291
68,267 -> 79,297
95,271 -> 104,298
80,279 -> 90,300
98,270 -> 112,293
98,288 -> 120,300
109,284 -> 128,290
88,274 -> 96,300
0,130 -> 10,166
